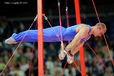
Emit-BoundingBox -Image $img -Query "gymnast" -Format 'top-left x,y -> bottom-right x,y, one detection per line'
5,23 -> 107,64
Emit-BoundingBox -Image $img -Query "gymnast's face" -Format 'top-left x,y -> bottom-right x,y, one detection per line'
94,26 -> 106,37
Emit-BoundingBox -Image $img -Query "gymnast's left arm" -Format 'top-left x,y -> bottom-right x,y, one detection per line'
70,41 -> 84,55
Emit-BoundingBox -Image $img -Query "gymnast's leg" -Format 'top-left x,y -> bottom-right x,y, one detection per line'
5,30 -> 38,44
5,26 -> 66,44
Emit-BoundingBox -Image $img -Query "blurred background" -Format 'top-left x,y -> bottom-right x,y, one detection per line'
0,0 -> 114,76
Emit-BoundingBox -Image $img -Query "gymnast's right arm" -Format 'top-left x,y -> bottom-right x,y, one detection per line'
65,27 -> 89,52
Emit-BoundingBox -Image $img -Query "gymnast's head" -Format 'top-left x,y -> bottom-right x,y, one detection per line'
93,23 -> 107,37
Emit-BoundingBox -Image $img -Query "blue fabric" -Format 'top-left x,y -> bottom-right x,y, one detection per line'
63,25 -> 79,41
12,26 -> 66,42
11,24 -> 91,43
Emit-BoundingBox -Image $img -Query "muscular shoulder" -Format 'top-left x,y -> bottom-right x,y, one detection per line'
76,24 -> 89,32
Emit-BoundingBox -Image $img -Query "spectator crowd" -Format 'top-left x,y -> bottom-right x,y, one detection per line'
0,16 -> 114,76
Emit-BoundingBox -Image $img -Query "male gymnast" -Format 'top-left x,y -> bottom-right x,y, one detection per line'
5,23 -> 107,64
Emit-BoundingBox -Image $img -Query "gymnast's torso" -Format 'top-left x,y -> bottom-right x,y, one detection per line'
63,25 -> 80,41
63,24 -> 91,42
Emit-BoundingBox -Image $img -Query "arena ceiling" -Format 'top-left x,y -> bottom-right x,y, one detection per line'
0,0 -> 114,17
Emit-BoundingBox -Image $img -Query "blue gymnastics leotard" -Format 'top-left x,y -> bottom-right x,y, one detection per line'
11,24 -> 91,43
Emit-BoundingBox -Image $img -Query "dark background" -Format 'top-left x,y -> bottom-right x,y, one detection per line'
0,0 -> 114,17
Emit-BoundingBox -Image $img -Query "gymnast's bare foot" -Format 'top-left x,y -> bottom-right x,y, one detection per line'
5,37 -> 17,44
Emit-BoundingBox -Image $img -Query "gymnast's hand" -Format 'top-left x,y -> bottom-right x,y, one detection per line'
58,41 -> 67,60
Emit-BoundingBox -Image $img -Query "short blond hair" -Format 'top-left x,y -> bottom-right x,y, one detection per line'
95,23 -> 107,30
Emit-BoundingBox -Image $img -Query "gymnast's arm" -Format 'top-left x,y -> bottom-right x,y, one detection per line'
65,27 -> 89,52
70,41 -> 84,55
